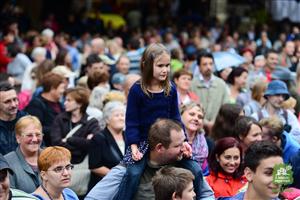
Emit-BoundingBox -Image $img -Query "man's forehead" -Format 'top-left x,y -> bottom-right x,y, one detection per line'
170,129 -> 185,142
257,156 -> 283,170
0,89 -> 17,100
91,62 -> 104,67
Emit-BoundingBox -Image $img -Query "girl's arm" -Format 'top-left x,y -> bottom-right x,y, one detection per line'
125,83 -> 142,145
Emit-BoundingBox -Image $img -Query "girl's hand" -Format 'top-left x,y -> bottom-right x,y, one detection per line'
86,134 -> 94,140
131,144 -> 143,161
182,142 -> 193,158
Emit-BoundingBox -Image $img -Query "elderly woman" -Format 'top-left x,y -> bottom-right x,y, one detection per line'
4,115 -> 43,193
50,87 -> 100,164
32,146 -> 79,200
88,101 -> 126,190
180,102 -> 209,175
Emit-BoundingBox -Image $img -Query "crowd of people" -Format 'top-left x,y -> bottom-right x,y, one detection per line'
2,2 -> 300,200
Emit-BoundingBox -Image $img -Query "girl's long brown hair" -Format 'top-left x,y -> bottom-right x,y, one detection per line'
140,43 -> 171,97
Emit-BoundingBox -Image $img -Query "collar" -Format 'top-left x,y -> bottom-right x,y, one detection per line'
15,147 -> 38,176
61,112 -> 89,124
198,73 -> 215,88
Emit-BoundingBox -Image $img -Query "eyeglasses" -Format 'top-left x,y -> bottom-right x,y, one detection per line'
48,164 -> 74,174
21,132 -> 43,139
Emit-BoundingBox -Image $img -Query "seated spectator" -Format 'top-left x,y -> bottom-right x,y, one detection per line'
252,80 -> 300,143
115,55 -> 130,75
260,116 -> 300,163
85,119 -> 214,200
234,116 -> 262,153
226,67 -> 248,104
86,70 -> 110,123
180,102 -> 209,174
0,81 -> 27,155
88,101 -> 125,190
173,69 -> 199,106
152,166 -> 195,200
0,153 -> 38,199
206,137 -> 246,198
7,44 -> 32,85
4,116 -> 42,193
225,141 -> 283,200
32,146 -> 79,200
50,87 -> 100,163
25,72 -> 65,146
243,81 -> 267,116
211,103 -> 244,141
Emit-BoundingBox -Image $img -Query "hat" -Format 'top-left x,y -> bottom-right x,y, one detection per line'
0,154 -> 13,174
52,65 -> 75,78
112,73 -> 125,85
264,80 -> 290,100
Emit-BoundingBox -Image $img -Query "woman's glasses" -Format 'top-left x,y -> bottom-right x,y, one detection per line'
21,132 -> 43,139
48,164 -> 74,174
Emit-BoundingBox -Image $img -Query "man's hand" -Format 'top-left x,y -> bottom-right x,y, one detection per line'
182,142 -> 193,158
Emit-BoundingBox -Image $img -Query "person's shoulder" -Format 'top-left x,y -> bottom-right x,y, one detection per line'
217,192 -> 245,200
91,132 -> 106,144
213,76 -> 227,87
62,188 -> 79,200
4,150 -> 17,160
128,81 -> 142,94
11,188 -> 39,199
16,110 -> 28,118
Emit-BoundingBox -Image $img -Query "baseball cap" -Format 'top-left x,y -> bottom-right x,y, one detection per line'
0,154 -> 13,174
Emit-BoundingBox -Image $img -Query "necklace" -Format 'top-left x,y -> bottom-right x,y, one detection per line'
41,184 -> 63,200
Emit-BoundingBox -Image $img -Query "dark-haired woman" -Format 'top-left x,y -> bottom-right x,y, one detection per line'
226,67 -> 248,103
206,137 -> 247,198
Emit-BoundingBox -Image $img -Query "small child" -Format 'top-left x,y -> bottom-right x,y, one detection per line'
152,166 -> 195,200
113,43 -> 193,200
123,43 -> 191,163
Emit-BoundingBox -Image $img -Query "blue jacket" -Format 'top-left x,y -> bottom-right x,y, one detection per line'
289,150 -> 300,189
282,131 -> 300,163
0,110 -> 27,155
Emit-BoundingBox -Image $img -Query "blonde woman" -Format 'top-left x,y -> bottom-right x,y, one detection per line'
5,115 -> 43,193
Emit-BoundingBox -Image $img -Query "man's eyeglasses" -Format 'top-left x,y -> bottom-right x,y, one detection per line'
21,132 -> 43,139
48,164 -> 74,174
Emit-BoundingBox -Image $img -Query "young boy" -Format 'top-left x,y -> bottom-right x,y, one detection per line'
152,166 -> 196,200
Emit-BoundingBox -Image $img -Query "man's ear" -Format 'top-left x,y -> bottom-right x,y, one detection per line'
244,167 -> 254,182
172,192 -> 179,200
272,136 -> 279,143
155,143 -> 164,153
